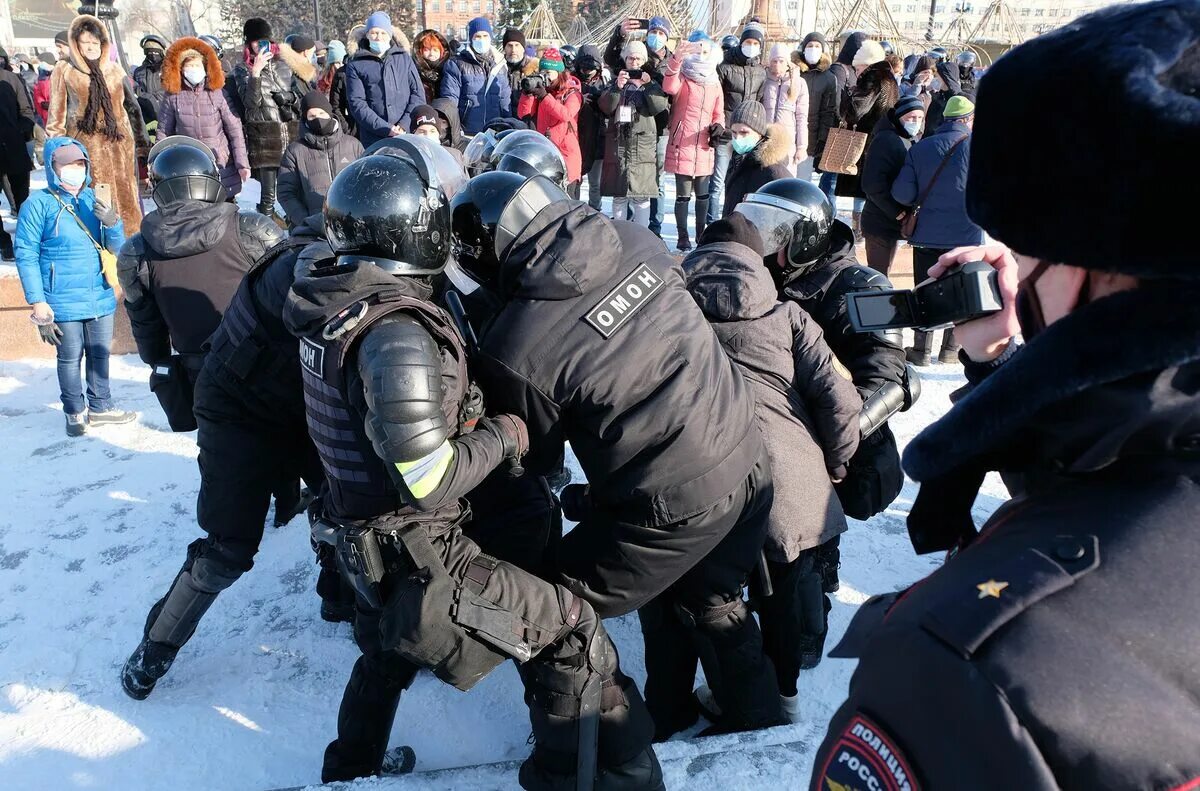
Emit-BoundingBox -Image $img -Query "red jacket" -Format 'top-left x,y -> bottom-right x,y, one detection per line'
33,73 -> 51,126
516,72 -> 582,183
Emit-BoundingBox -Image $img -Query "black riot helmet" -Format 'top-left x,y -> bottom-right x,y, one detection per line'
928,46 -> 949,62
450,172 -> 565,287
464,128 -> 501,176
733,178 -> 834,271
559,45 -> 578,69
956,50 -> 977,68
880,40 -> 895,56
323,147 -> 453,275
492,134 -> 567,187
199,35 -> 223,56
721,34 -> 739,52
147,135 -> 224,207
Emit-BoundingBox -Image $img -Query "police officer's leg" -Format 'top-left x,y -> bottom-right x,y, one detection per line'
121,416 -> 275,699
794,550 -> 831,670
322,603 -> 420,782
815,534 -> 841,593
465,471 -> 561,579
756,552 -> 814,699
637,594 -> 700,741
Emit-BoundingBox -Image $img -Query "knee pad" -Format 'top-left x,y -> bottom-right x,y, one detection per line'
190,553 -> 244,594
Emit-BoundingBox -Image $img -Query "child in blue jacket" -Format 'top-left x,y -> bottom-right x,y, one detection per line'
15,137 -> 136,436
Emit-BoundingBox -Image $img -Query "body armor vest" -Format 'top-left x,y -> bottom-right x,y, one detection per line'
299,292 -> 472,522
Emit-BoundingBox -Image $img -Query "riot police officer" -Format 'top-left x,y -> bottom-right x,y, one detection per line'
282,144 -> 660,788
133,34 -> 168,119
732,178 -> 919,662
120,208 -> 342,701
117,136 -> 283,429
450,172 -> 784,744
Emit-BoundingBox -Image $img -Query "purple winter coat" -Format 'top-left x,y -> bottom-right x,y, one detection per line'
159,86 -> 250,198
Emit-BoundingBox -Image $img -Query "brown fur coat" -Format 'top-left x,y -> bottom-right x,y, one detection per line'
47,15 -> 149,235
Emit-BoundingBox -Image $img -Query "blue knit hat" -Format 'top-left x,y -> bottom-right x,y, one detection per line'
468,17 -> 493,38
326,40 -> 346,64
365,11 -> 391,32
649,16 -> 670,34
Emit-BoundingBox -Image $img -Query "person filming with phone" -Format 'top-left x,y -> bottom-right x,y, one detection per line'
598,39 -> 668,227
808,4 -> 1200,788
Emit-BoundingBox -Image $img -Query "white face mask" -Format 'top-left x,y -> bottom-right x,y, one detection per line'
803,46 -> 822,65
183,65 -> 205,86
741,43 -> 760,60
902,120 -> 922,137
59,164 -> 86,187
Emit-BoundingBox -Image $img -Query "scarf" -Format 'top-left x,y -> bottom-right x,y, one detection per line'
77,57 -> 124,142
681,53 -> 718,85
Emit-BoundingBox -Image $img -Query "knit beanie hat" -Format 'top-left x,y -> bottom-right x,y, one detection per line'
621,40 -> 648,61
698,213 -> 765,255
740,27 -> 765,46
365,11 -> 391,32
300,90 -> 335,118
912,55 -> 935,75
468,17 -> 493,38
852,39 -> 886,68
410,104 -> 440,131
892,95 -> 925,119
768,43 -> 789,62
649,16 -> 671,34
326,40 -> 346,64
731,99 -> 768,136
503,28 -> 526,47
943,95 -> 975,119
55,30 -> 69,46
967,0 -> 1199,279
243,18 -> 272,43
539,48 -> 565,72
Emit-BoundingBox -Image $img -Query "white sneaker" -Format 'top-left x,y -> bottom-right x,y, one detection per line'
780,693 -> 801,723
694,684 -> 722,718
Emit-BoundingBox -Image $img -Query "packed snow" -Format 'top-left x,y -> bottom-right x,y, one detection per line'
0,169 -> 1008,790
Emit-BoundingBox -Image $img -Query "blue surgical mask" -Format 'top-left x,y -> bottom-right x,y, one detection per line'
732,136 -> 756,155
183,65 -> 205,86
369,39 -> 386,54
646,33 -> 664,52
902,120 -> 922,137
471,36 -> 490,55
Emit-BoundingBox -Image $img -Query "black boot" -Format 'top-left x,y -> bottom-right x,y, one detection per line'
906,330 -> 934,367
674,197 -> 692,251
815,536 -> 840,594
798,593 -> 832,671
321,652 -> 419,782
121,638 -> 179,700
938,328 -> 961,364
256,167 -> 284,225
638,596 -> 700,742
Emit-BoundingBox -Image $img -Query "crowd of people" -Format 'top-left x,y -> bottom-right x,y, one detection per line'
4,2 -> 1198,790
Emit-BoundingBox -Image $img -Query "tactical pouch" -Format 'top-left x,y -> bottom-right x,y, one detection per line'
834,424 -> 904,521
336,525 -> 388,610
149,355 -> 197,432
378,524 -> 526,692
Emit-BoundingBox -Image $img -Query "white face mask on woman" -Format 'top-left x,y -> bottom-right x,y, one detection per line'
58,165 -> 87,188
803,46 -> 822,65
902,120 -> 923,137
741,43 -> 760,60
183,65 -> 205,86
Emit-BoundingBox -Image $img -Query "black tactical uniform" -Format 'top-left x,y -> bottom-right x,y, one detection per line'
120,212 -> 342,701
132,35 -> 168,122
452,173 -> 783,742
283,146 -> 660,789
118,136 -> 282,429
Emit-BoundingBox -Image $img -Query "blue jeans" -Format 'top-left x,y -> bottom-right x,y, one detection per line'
817,172 -> 837,204
57,313 -> 115,416
708,141 -> 732,224
647,134 -> 667,234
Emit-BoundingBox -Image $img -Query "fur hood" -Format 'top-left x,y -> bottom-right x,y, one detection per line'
66,15 -> 122,77
754,123 -> 791,167
794,51 -> 832,73
514,55 -> 539,76
163,36 -> 225,93
277,42 -> 316,84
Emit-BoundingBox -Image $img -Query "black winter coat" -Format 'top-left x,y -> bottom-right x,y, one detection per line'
577,69 -> 609,172
277,128 -> 363,228
474,201 -> 762,529
232,44 -> 313,168
860,113 -> 916,241
132,62 -> 165,115
800,53 -> 838,162
683,239 -> 859,560
722,124 -> 792,217
924,61 -> 968,136
329,67 -> 355,136
603,29 -> 672,134
716,49 -> 766,126
117,201 -> 283,363
0,68 -> 34,173
599,81 -> 669,197
836,61 -> 899,199
813,282 -> 1200,791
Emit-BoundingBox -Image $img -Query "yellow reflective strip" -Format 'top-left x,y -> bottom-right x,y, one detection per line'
394,440 -> 454,498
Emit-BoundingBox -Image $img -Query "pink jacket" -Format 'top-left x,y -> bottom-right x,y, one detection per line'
662,54 -> 723,178
762,70 -> 809,162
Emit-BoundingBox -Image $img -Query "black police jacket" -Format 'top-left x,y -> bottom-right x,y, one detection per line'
474,201 -> 762,528
811,282 -> 1200,791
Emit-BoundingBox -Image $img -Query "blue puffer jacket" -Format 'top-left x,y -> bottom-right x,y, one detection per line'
891,120 -> 984,249
344,42 -> 425,148
15,137 -> 125,322
438,49 -> 511,135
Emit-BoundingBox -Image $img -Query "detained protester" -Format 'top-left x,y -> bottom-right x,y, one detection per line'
278,91 -> 363,228
280,145 -> 660,789
811,4 -> 1200,788
681,213 -> 861,723
453,173 -> 784,747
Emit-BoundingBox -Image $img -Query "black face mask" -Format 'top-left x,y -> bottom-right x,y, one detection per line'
317,56 -> 326,66
145,50 -> 164,66
307,117 -> 338,136
1015,260 -> 1089,340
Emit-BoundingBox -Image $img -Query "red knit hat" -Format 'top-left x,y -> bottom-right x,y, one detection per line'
539,48 -> 564,72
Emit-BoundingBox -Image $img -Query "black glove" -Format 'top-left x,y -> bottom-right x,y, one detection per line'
38,322 -> 63,346
698,214 -> 765,255
528,83 -> 547,100
481,413 -> 529,459
559,484 -> 591,522
94,201 -> 119,228
708,122 -> 730,147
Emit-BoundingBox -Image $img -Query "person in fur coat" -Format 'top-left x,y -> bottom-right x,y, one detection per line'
836,42 -> 899,236
231,18 -> 314,221
47,15 -> 150,235
158,38 -> 250,200
721,101 -> 791,217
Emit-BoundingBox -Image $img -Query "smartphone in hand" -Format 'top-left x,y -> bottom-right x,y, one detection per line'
627,69 -> 644,80
634,18 -> 651,29
94,182 -> 111,207
258,39 -> 270,54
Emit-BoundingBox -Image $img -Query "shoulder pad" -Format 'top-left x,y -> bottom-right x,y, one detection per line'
920,534 -> 1101,660
117,234 -> 146,268
837,263 -> 894,292
238,211 -> 285,243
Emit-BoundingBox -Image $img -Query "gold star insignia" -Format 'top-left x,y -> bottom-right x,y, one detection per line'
977,579 -> 1009,599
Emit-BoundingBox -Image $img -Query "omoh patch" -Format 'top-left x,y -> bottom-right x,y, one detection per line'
583,264 -> 665,338
299,337 -> 326,378
815,714 -> 920,791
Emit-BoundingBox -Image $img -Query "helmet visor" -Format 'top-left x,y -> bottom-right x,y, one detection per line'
730,200 -> 797,255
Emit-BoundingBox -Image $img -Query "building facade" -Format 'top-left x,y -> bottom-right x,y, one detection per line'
416,0 -> 501,41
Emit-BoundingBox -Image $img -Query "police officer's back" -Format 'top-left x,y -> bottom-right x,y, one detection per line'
118,136 -> 281,426
810,3 -> 1200,788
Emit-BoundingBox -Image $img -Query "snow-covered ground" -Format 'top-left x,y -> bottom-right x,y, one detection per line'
0,165 -> 1006,791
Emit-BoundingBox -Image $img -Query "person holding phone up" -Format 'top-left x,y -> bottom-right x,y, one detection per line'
599,39 -> 668,227
14,137 -> 135,436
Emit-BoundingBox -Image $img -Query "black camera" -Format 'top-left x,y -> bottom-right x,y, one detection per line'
521,74 -> 547,94
626,68 -> 644,80
846,261 -> 1003,332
